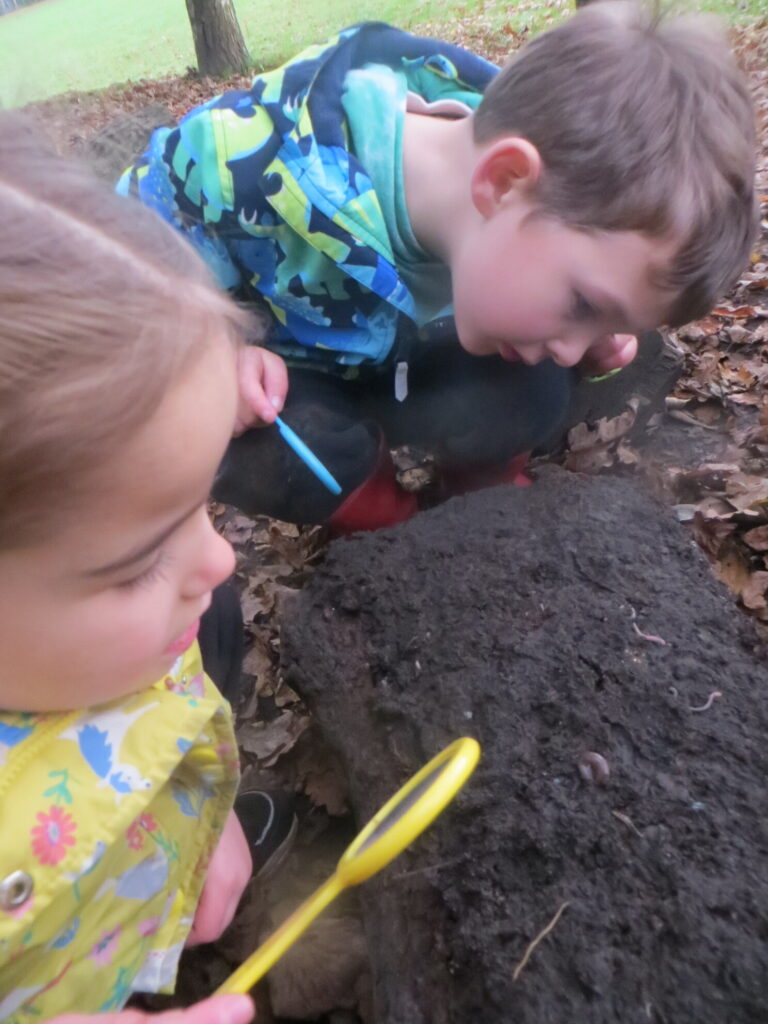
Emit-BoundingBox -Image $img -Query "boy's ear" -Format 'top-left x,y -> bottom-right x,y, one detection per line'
471,138 -> 542,218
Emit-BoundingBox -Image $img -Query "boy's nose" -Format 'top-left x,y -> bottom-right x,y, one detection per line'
545,335 -> 592,368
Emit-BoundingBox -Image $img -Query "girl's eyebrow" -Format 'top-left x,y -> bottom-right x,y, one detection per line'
84,499 -> 203,578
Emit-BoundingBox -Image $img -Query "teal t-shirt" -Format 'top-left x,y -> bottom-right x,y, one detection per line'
342,63 -> 465,326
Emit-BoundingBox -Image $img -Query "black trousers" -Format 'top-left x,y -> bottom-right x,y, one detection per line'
198,582 -> 244,704
214,336 -> 572,524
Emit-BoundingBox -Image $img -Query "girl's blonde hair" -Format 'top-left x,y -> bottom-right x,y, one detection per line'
0,112 -> 249,548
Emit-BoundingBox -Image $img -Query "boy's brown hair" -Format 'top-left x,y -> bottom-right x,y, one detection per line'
0,113 -> 249,548
474,0 -> 757,326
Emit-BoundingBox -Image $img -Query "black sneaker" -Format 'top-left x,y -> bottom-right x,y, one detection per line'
234,789 -> 298,879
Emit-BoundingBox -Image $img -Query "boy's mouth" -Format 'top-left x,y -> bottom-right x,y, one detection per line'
498,344 -> 521,363
165,619 -> 201,656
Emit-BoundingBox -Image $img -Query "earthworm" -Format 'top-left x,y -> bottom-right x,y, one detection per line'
688,690 -> 722,712
629,605 -> 668,645
578,751 -> 610,784
632,621 -> 668,645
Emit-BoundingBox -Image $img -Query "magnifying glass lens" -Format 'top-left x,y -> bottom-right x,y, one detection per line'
355,761 -> 447,854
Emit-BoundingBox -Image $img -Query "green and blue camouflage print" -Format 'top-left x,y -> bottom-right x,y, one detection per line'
118,22 -> 497,373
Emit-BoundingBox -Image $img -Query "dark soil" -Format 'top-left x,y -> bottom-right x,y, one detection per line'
281,468 -> 768,1024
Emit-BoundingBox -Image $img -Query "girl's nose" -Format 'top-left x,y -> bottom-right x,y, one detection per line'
184,514 -> 236,598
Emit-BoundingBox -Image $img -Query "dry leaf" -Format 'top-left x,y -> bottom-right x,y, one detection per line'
690,316 -> 722,335
724,473 -> 768,512
712,304 -> 765,318
723,325 -> 752,345
563,444 -> 615,474
742,525 -> 768,551
568,402 -> 638,451
728,392 -> 762,406
616,440 -> 640,465
242,635 -> 275,689
690,496 -> 735,518
691,513 -> 737,559
238,711 -> 311,766
265,914 -> 370,1021
279,730 -> 351,816
222,514 -> 259,545
741,571 -> 768,611
241,583 -> 277,620
274,681 -> 302,707
672,464 -> 739,499
713,542 -> 754,595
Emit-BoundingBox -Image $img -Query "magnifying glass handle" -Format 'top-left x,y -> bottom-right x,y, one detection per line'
215,874 -> 344,995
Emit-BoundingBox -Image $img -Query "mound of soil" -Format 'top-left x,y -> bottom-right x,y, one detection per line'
281,468 -> 768,1024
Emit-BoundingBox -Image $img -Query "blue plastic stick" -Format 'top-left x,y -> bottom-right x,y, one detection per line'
274,416 -> 342,495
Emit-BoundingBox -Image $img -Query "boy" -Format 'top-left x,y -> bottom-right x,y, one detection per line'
119,1 -> 756,531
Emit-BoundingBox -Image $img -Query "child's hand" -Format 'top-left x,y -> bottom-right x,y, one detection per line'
46,993 -> 254,1024
580,333 -> 638,375
234,346 -> 288,435
187,811 -> 252,947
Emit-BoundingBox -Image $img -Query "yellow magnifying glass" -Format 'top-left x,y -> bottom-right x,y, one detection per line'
216,736 -> 480,995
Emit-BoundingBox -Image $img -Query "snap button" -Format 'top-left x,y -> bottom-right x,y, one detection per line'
0,870 -> 34,910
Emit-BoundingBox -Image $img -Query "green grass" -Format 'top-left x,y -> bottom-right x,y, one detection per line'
0,0 -> 763,107
0,0 -> 510,106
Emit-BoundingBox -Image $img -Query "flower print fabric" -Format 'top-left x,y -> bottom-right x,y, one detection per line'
30,806 -> 77,866
0,643 -> 239,1021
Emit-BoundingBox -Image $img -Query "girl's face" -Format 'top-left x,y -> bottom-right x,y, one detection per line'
0,336 -> 239,712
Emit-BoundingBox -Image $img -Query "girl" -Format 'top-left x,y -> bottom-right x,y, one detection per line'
0,112 -> 286,1022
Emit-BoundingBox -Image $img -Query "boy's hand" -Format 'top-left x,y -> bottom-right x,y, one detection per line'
187,810 -> 252,947
234,346 -> 288,435
580,333 -> 638,375
46,994 -> 254,1024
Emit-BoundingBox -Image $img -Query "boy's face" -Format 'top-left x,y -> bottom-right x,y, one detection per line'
451,197 -> 676,367
0,336 -> 239,712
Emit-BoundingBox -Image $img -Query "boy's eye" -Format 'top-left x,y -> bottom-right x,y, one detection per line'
570,291 -> 598,322
116,551 -> 171,591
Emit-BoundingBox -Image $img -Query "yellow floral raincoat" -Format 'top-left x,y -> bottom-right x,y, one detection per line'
0,643 -> 239,1020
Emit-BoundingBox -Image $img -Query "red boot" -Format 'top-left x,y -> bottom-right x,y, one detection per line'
328,443 -> 418,534
440,452 -> 532,497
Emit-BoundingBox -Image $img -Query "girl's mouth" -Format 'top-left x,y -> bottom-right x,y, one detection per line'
164,619 -> 201,656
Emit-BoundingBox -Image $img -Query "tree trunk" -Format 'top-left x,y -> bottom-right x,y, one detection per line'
185,0 -> 250,77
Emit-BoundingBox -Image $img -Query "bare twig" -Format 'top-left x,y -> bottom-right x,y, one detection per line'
391,858 -> 463,882
512,902 -> 570,982
611,810 -> 643,837
688,691 -> 722,712
667,409 -> 721,431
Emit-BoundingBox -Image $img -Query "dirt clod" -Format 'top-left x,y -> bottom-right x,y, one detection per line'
282,468 -> 768,1024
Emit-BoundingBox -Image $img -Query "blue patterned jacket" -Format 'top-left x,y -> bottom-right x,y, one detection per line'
118,23 -> 497,372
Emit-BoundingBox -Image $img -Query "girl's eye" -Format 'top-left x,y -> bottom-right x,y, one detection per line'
571,292 -> 597,322
117,551 -> 171,591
